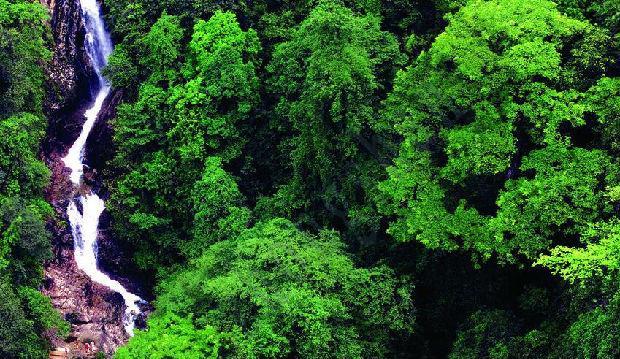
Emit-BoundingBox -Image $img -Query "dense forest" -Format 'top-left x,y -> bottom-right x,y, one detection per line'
0,1 -> 69,357
1,0 -> 620,357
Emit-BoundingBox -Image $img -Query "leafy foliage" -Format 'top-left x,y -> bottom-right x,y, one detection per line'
0,0 -> 51,116
124,219 -> 413,358
95,0 -> 620,357
108,11 -> 260,270
0,2 -> 66,356
378,0 -> 617,263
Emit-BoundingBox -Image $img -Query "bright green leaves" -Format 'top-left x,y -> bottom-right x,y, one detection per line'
586,77 -> 620,152
140,13 -> 183,84
379,0 -> 616,264
0,113 -> 50,196
441,103 -> 515,182
104,12 -> 182,88
0,113 -> 52,286
104,44 -> 139,89
109,12 -> 259,269
538,220 -> 620,283
377,146 -> 459,250
116,314 -> 223,359
18,287 -> 69,338
430,0 -> 584,82
187,12 -> 260,85
146,218 -> 414,359
0,3 -> 57,355
0,0 -> 50,116
491,146 -> 617,261
187,157 -> 250,258
519,84 -> 587,145
0,197 -> 52,286
269,1 -> 400,137
0,277 -> 48,358
500,39 -> 562,82
168,11 -> 260,162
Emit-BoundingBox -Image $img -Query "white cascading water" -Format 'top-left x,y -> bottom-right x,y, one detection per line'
62,0 -> 143,335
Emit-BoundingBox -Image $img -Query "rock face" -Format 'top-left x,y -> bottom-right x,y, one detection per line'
85,88 -> 123,173
43,155 -> 131,358
42,0 -> 97,150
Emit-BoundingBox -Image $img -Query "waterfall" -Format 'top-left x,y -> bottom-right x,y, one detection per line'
62,0 -> 143,336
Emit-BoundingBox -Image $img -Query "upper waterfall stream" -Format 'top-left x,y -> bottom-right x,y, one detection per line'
62,0 -> 143,336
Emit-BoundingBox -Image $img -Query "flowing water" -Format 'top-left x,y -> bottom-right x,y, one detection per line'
62,0 -> 143,336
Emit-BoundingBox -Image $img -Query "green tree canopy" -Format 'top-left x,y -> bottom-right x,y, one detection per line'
121,219 -> 414,358
108,11 -> 259,271
0,0 -> 50,116
378,0 -> 618,263
264,0 -> 402,234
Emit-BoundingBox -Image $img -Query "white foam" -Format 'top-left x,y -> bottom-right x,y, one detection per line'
67,196 -> 143,334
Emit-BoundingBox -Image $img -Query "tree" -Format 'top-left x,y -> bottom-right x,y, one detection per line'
265,0 -> 402,233
0,113 -> 50,197
0,1 -> 64,355
187,156 -> 249,258
538,220 -> 620,283
449,310 -> 517,359
378,0 -> 617,263
0,0 -> 51,116
134,219 -> 414,358
139,13 -> 184,84
167,10 -> 260,163
108,11 -> 259,271
0,277 -> 48,359
115,313 -> 223,359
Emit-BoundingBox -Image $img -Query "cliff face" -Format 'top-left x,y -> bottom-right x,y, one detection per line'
40,1 -> 149,357
42,0 -> 97,149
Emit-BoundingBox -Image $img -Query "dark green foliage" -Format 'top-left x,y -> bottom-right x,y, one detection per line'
264,1 -> 402,238
0,118 -> 58,357
449,310 -> 516,359
0,113 -> 50,196
0,278 -> 48,359
563,291 -> 620,358
0,0 -> 51,116
108,11 -> 261,270
188,156 -> 250,258
0,1 -> 67,356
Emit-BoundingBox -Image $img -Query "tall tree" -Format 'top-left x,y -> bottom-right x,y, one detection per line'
108,11 -> 260,271
378,0 -> 618,263
264,1 -> 402,235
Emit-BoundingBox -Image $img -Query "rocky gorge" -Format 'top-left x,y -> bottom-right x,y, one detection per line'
39,0 -> 149,356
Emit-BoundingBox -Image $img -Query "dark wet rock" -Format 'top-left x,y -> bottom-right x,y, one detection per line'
134,313 -> 148,331
105,292 -> 125,311
85,88 -> 123,173
66,312 -> 91,325
97,224 -> 154,300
